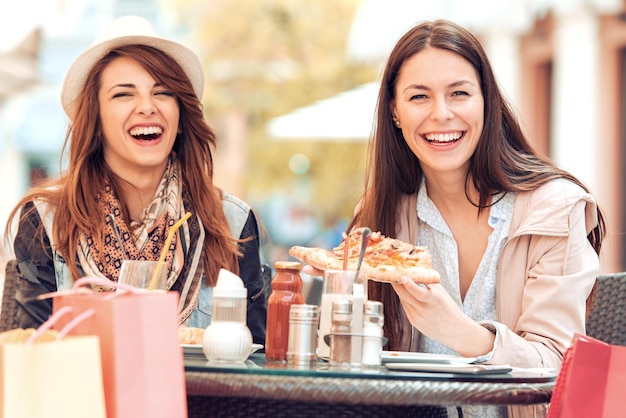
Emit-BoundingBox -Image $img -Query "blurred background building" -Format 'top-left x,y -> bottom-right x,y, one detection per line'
1,0 -> 625,272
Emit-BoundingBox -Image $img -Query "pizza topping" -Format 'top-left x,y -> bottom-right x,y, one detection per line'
331,228 -> 431,268
288,227 -> 440,284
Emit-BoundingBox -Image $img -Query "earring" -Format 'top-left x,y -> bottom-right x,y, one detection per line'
395,120 -> 400,127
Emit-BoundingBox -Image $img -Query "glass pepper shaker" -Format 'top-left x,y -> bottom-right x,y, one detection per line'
361,300 -> 384,367
329,298 -> 352,368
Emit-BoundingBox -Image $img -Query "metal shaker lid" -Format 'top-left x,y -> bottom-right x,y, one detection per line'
332,298 -> 353,314
289,303 -> 320,320
364,300 -> 383,316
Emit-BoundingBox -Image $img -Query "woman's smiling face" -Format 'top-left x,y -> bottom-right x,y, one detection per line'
391,46 -> 484,177
98,56 -> 180,178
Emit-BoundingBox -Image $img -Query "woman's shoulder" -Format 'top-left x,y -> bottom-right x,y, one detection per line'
522,179 -> 594,206
221,191 -> 251,214
14,185 -> 62,219
220,191 -> 254,238
513,179 -> 597,232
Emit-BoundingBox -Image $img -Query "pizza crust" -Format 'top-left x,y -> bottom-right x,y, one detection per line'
288,246 -> 345,271
0,328 -> 60,344
178,326 -> 205,345
361,263 -> 441,284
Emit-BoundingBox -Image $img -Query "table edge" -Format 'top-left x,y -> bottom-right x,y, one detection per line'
185,371 -> 554,407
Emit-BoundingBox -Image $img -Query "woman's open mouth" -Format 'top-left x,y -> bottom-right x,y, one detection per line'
423,131 -> 464,145
129,126 -> 163,141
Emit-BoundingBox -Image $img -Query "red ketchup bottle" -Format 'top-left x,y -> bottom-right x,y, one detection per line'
265,261 -> 305,362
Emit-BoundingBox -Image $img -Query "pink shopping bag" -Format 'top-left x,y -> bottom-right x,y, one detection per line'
548,333 -> 626,418
51,277 -> 187,418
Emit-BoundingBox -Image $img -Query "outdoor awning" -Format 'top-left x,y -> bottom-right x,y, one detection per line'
267,82 -> 379,141
0,28 -> 39,99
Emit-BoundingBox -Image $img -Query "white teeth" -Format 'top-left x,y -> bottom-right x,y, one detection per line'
424,132 -> 462,143
129,126 -> 163,136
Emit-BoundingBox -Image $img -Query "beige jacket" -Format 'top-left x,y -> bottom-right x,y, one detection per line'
396,179 -> 600,418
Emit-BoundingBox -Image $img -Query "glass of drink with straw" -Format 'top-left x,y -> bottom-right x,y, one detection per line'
118,212 -> 191,291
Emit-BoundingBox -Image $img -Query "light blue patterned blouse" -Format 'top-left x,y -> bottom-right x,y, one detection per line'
414,181 -> 516,418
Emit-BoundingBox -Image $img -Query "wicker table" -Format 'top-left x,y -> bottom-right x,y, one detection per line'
184,352 -> 554,418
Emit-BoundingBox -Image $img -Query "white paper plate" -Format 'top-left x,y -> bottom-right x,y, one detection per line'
385,362 -> 512,375
182,343 -> 263,357
382,351 -> 476,364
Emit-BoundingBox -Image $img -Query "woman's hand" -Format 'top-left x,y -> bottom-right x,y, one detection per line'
391,277 -> 495,358
302,265 -> 324,277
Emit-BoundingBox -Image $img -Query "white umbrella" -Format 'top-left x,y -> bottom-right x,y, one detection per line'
267,82 -> 379,141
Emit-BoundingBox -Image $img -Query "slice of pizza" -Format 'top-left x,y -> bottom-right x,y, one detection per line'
288,227 -> 440,284
178,326 -> 205,345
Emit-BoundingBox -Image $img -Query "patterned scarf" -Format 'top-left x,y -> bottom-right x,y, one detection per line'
76,157 -> 205,323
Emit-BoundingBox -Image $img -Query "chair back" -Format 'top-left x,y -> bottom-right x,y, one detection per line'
586,272 -> 626,346
0,259 -> 19,332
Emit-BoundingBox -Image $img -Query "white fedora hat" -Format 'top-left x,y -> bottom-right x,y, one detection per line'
61,15 -> 204,118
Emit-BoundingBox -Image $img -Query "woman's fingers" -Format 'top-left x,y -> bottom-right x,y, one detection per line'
302,265 -> 324,277
392,276 -> 431,302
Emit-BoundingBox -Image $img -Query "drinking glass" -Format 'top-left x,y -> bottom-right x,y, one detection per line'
118,260 -> 168,291
317,269 -> 368,361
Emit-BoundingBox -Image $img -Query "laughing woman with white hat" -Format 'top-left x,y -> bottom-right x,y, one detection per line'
5,16 -> 268,344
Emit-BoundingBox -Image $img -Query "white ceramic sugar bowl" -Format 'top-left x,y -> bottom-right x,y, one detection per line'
202,269 -> 252,363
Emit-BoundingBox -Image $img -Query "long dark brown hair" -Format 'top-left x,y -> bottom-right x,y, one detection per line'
6,44 -> 240,285
350,20 -> 606,349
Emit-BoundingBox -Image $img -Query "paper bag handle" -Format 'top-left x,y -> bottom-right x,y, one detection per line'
74,276 -> 160,301
72,276 -> 142,293
26,306 -> 95,344
36,275 -> 145,302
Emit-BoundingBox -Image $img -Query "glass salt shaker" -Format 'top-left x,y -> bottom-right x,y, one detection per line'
361,300 -> 384,367
329,298 -> 352,369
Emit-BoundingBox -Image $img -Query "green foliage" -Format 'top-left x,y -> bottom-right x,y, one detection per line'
184,0 -> 375,113
168,0 -> 378,226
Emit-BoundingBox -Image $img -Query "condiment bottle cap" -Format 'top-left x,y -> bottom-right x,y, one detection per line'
213,268 -> 247,298
274,261 -> 302,270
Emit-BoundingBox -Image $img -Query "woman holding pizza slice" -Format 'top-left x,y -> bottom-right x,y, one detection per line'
309,19 -> 605,418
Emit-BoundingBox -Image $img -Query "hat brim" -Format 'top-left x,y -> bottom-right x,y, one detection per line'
61,35 -> 204,118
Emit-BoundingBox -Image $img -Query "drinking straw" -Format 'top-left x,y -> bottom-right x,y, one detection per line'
342,232 -> 349,271
148,211 -> 192,290
340,232 -> 350,294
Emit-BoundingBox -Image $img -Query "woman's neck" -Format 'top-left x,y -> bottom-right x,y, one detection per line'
117,171 -> 163,223
423,170 -> 481,217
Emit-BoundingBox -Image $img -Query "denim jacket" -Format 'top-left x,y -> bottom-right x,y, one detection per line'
184,192 -> 268,344
14,191 -> 268,345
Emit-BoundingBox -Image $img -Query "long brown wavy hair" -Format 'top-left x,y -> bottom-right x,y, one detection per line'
349,20 -> 606,350
6,44 -> 240,285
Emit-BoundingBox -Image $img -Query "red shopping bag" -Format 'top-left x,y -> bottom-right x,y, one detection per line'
548,333 -> 626,418
51,277 -> 187,418
0,307 -> 106,418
